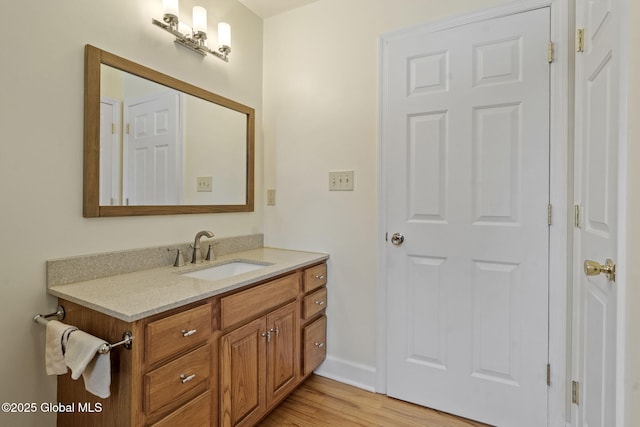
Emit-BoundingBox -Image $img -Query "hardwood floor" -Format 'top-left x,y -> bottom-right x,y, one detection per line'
258,375 -> 491,427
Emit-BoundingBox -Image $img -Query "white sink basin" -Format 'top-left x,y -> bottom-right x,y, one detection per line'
181,261 -> 269,281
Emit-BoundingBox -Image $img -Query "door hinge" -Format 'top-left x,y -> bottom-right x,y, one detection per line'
126,123 -> 131,135
577,28 -> 585,52
546,364 -> 551,386
548,204 -> 553,226
548,41 -> 555,63
574,205 -> 582,229
111,123 -> 116,134
385,232 -> 388,242
572,380 -> 580,405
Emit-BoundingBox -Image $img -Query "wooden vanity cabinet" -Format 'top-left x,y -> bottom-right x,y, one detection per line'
219,274 -> 300,427
56,299 -> 218,427
301,263 -> 328,377
55,261 -> 327,427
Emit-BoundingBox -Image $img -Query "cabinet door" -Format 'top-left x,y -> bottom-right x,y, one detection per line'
303,315 -> 327,377
266,302 -> 299,407
220,317 -> 267,427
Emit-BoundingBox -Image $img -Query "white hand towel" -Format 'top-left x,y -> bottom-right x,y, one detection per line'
82,352 -> 111,399
65,330 -> 111,398
45,320 -> 77,376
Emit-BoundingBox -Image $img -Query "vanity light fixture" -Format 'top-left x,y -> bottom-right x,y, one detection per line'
152,0 -> 231,62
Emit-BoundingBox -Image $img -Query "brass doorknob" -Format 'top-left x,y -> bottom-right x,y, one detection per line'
584,259 -> 616,282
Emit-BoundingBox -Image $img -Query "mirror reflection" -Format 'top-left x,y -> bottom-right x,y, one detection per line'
100,65 -> 247,207
84,45 -> 255,217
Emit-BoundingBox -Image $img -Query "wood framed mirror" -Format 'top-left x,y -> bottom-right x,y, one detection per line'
83,44 -> 254,217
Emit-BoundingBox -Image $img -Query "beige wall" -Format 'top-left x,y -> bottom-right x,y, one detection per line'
0,0 -> 262,425
262,0 -> 506,380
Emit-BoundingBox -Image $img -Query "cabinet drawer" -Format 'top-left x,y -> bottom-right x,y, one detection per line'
146,303 -> 212,365
303,315 -> 327,376
303,287 -> 327,320
144,344 -> 211,415
303,264 -> 327,293
149,389 -> 211,427
221,273 -> 299,330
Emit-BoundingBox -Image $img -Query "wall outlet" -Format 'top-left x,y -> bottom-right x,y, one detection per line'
197,176 -> 213,192
266,189 -> 276,206
329,171 -> 354,191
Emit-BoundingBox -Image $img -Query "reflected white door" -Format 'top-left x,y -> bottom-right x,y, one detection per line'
99,98 -> 120,206
573,0 -> 620,425
382,8 -> 551,426
123,91 -> 181,205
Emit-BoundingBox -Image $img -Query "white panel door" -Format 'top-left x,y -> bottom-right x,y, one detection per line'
573,0 -> 620,425
382,8 -> 551,427
123,92 -> 180,205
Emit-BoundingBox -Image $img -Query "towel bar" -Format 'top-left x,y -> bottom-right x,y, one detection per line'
34,306 -> 133,354
33,305 -> 65,323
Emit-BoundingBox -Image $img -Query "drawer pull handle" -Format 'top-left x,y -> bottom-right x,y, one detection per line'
261,331 -> 271,343
314,342 -> 324,348
314,300 -> 325,306
314,275 -> 326,280
180,374 -> 196,384
269,327 -> 280,336
181,329 -> 197,337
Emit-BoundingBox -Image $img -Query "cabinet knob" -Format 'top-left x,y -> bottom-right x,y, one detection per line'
269,327 -> 280,336
261,331 -> 271,342
180,373 -> 196,384
314,300 -> 325,306
314,275 -> 325,280
314,342 -> 324,348
181,329 -> 197,337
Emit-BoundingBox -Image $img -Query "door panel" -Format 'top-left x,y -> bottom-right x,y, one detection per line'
266,302 -> 298,406
383,8 -> 551,427
220,317 -> 267,427
123,91 -> 180,205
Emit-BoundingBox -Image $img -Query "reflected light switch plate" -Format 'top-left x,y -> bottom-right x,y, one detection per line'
197,176 -> 213,192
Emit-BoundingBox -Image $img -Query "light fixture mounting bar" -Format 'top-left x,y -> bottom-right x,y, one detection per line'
151,18 -> 229,62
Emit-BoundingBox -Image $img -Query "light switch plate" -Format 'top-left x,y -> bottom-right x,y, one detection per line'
329,171 -> 354,191
266,189 -> 276,206
197,176 -> 213,192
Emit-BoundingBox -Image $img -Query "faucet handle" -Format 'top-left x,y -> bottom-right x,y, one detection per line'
167,248 -> 185,267
205,244 -> 217,261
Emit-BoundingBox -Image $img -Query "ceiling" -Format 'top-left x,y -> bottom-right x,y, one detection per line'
237,0 -> 319,18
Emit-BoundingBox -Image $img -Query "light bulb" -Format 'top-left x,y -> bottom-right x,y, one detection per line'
162,0 -> 179,20
192,6 -> 207,35
218,22 -> 231,49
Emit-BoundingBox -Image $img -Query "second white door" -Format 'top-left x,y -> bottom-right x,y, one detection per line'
123,91 -> 181,206
383,7 -> 551,427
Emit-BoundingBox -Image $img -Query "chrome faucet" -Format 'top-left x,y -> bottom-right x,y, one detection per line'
191,230 -> 214,264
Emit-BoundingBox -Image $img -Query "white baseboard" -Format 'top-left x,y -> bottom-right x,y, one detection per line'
313,355 -> 377,392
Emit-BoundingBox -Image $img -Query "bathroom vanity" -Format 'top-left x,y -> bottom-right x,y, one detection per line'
47,246 -> 328,426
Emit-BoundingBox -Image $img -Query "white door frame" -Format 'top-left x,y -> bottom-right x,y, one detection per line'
100,96 -> 122,206
377,0 -> 571,425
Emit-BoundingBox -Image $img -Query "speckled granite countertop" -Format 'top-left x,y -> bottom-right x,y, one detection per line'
48,248 -> 328,322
